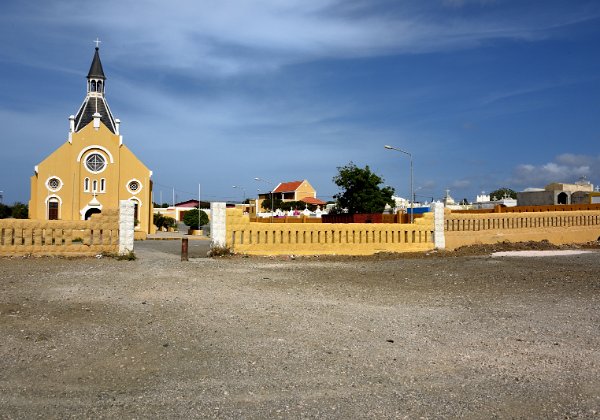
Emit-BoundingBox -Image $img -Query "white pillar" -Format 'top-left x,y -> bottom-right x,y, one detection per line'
210,202 -> 227,248
432,202 -> 446,249
119,200 -> 135,255
93,112 -> 101,130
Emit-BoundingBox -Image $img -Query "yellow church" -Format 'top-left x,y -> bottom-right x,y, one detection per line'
29,46 -> 154,236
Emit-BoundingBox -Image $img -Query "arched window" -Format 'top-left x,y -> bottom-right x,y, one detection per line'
91,80 -> 97,92
100,178 -> 106,192
92,180 -> 98,192
84,177 -> 90,192
97,81 -> 103,93
48,198 -> 59,220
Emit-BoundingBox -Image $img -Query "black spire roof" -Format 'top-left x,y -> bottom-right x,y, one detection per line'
73,47 -> 116,133
87,47 -> 106,80
74,96 -> 116,133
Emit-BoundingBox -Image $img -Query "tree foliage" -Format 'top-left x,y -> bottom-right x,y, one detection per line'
332,162 -> 395,214
153,213 -> 177,230
260,198 -> 318,212
260,196 -> 283,212
0,202 -> 28,219
490,188 -> 517,200
182,208 -> 209,229
0,203 -> 10,219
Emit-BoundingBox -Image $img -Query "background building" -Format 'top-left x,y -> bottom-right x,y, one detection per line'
517,178 -> 595,206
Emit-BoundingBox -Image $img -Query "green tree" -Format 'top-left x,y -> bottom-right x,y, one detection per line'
332,162 -> 395,214
490,188 -> 517,200
182,209 -> 209,229
153,213 -> 177,230
260,196 -> 283,212
0,203 -> 11,219
11,202 -> 28,219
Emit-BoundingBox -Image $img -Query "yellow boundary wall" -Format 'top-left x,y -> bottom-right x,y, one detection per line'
226,208 -> 434,255
445,210 -> 600,250
0,210 -> 119,256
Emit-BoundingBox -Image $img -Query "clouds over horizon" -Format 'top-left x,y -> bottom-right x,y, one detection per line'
511,154 -> 600,189
2,0 -> 599,78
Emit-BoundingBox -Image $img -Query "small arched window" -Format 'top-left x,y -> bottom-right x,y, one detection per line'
84,177 -> 90,192
97,81 -> 103,93
48,198 -> 59,220
92,180 -> 98,192
100,178 -> 106,192
91,80 -> 97,92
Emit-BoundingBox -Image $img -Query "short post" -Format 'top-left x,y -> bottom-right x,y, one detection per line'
181,237 -> 189,261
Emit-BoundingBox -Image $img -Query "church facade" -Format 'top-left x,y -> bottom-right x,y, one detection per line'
29,46 -> 154,236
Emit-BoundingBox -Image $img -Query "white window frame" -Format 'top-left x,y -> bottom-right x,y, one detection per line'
126,178 -> 143,195
45,176 -> 63,192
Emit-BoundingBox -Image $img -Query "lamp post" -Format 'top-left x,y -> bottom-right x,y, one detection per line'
232,185 -> 246,203
254,177 -> 274,222
384,145 -> 414,224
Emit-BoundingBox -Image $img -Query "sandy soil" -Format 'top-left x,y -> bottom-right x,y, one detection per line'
1,244 -> 600,418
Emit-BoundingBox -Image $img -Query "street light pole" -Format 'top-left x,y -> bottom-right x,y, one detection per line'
254,177 -> 274,223
384,145 -> 414,224
232,185 -> 246,203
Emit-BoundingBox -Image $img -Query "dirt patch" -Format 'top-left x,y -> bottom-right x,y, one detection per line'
1,248 -> 599,418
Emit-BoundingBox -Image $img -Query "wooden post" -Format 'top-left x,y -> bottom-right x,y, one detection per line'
181,237 -> 188,261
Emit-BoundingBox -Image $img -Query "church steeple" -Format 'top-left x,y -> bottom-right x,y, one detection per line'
73,44 -> 117,134
86,47 -> 106,95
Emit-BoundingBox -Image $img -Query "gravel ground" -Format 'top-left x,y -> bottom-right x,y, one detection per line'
1,244 -> 600,418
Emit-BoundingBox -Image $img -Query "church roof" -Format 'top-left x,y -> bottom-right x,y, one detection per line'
87,47 -> 106,80
74,96 -> 116,133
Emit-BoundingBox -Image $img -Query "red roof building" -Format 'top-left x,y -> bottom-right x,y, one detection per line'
253,179 -> 327,216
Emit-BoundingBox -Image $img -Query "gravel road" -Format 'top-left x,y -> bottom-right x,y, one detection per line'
1,246 -> 599,418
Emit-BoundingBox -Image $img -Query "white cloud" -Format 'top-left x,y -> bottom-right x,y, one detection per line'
451,179 -> 471,188
511,154 -> 600,189
3,1 -> 598,78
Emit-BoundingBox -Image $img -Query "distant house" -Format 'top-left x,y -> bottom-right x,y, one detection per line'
273,180 -> 318,202
252,179 -> 326,216
153,199 -> 210,221
517,178 -> 595,206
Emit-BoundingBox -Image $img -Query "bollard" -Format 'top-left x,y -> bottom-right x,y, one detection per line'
181,237 -> 189,261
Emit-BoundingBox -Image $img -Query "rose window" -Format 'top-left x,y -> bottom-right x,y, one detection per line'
85,153 -> 106,173
128,181 -> 140,192
48,177 -> 61,190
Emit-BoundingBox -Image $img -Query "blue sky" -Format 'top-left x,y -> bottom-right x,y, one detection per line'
1,0 -> 599,205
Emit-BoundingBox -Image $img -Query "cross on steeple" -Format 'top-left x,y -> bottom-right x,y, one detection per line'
93,38 -> 101,48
